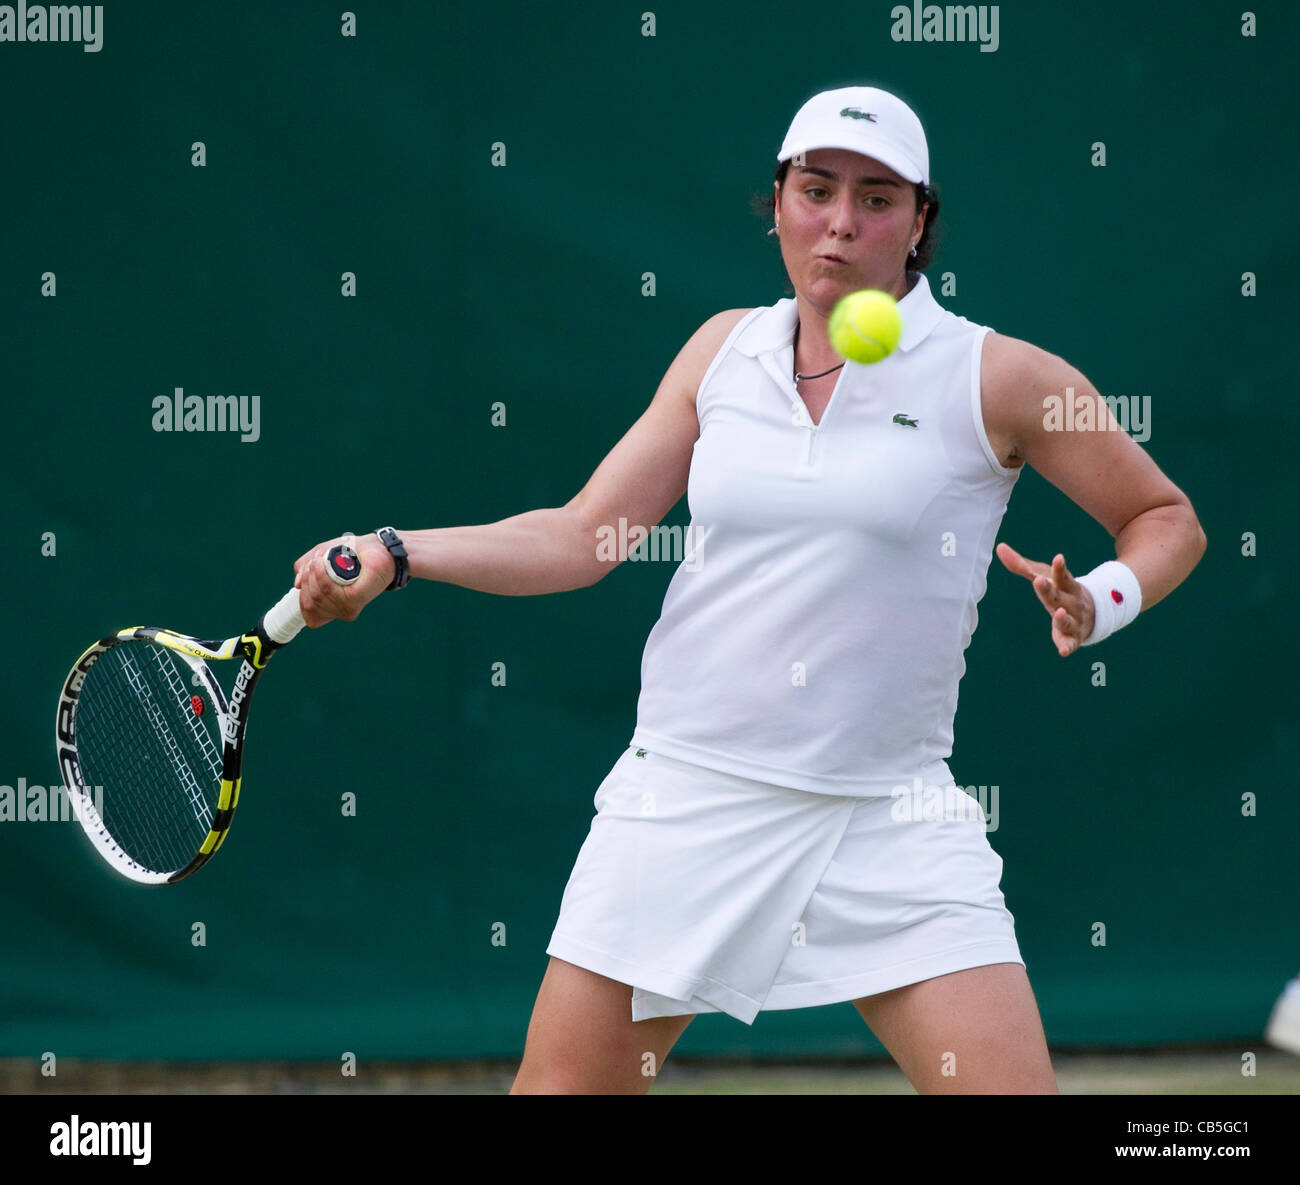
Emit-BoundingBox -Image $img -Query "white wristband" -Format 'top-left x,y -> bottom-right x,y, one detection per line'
1076,560 -> 1142,646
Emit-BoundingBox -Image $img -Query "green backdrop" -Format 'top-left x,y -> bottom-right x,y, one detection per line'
2,0 -> 1295,1063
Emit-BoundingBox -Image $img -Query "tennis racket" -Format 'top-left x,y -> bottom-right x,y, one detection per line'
54,543 -> 363,885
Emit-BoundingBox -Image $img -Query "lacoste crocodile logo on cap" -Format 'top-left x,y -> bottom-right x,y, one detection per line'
892,413 -> 919,428
840,107 -> 878,122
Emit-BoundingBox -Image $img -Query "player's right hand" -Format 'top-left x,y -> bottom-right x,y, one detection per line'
293,532 -> 396,628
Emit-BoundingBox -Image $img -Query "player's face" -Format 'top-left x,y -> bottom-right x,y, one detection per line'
775,148 -> 924,310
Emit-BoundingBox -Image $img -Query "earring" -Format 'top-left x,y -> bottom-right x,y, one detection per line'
769,223 -> 779,236
909,244 -> 918,257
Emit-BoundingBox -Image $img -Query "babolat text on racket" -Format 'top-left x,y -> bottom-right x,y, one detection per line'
54,542 -> 362,884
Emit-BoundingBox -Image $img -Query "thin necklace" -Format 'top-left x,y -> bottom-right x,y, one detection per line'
792,323 -> 845,382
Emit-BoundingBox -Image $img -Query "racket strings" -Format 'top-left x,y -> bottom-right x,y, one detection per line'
74,641 -> 224,875
141,645 -> 222,822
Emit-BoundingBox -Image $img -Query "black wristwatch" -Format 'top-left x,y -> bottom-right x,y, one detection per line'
373,526 -> 409,590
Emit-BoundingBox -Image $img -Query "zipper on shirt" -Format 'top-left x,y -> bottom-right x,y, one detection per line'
759,349 -> 845,468
797,368 -> 847,466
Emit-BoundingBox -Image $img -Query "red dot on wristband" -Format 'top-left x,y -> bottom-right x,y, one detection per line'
1111,589 -> 1124,604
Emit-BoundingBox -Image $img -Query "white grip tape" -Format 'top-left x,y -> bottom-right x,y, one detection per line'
263,588 -> 306,646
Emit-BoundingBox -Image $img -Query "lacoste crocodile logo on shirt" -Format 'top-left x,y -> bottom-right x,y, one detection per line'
892,413 -> 919,428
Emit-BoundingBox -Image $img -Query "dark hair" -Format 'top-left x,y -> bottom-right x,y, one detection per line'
751,157 -> 941,290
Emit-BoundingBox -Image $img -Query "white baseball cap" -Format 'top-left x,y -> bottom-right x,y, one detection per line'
777,86 -> 930,187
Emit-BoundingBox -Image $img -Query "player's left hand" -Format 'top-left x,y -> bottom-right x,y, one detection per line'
995,543 -> 1095,657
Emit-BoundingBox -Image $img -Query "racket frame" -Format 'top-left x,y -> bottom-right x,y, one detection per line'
55,620 -> 284,885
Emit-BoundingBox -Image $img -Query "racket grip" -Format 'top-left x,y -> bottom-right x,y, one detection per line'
263,588 -> 306,646
325,541 -> 362,585
262,543 -> 363,646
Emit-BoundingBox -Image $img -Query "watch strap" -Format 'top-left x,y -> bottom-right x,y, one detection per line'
373,527 -> 409,590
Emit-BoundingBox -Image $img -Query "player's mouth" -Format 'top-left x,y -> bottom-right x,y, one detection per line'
818,254 -> 848,265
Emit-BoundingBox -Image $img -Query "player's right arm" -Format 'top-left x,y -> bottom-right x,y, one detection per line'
294,309 -> 752,626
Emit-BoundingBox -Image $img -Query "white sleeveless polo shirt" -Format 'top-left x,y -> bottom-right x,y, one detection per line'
627,272 -> 1022,796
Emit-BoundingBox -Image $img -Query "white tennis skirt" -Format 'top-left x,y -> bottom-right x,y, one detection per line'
546,744 -> 1023,1025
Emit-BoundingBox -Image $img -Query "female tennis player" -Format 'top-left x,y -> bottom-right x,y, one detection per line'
293,85 -> 1206,1094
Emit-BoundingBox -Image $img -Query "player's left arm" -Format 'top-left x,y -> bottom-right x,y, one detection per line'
983,332 -> 1208,656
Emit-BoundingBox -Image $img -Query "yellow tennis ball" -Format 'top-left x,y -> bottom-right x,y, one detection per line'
828,289 -> 902,364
